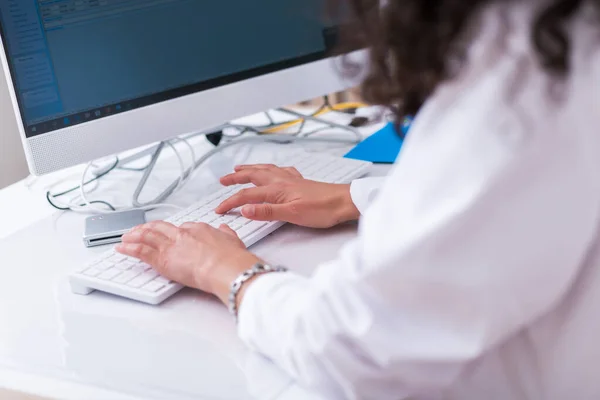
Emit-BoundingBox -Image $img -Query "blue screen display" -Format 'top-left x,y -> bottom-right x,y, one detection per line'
0,0 -> 333,137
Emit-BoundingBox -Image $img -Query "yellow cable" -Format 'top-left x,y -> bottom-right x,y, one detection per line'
261,102 -> 368,134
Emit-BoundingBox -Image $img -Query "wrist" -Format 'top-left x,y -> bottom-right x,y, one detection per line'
333,184 -> 361,224
198,251 -> 262,305
228,263 -> 288,322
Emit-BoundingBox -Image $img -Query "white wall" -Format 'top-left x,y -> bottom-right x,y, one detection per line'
0,62 -> 28,189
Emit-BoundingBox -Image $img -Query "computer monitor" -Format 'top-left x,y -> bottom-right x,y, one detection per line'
0,1 -> 360,176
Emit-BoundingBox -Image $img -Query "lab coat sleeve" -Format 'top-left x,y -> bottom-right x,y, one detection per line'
349,177 -> 385,214
238,76 -> 600,400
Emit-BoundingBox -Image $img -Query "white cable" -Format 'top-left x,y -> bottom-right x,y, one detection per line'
169,137 -> 197,189
74,155 -> 119,209
76,156 -> 120,211
64,178 -> 100,208
78,161 -> 96,211
72,156 -> 184,214
178,137 -> 197,183
47,192 -> 86,211
164,140 -> 186,193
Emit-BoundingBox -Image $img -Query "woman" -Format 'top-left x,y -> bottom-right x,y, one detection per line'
117,0 -> 600,398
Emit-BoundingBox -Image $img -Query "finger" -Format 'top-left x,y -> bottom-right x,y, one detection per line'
219,224 -> 239,238
219,169 -> 273,187
121,227 -> 170,249
179,222 -> 211,232
241,203 -> 293,222
283,167 -> 302,178
116,243 -> 159,264
179,222 -> 199,230
234,164 -> 277,172
127,224 -> 147,234
215,186 -> 274,214
141,221 -> 180,240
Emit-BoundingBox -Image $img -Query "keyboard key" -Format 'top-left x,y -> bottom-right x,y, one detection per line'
88,258 -> 103,267
230,223 -> 244,231
83,268 -> 101,277
205,192 -> 221,203
155,276 -> 171,285
98,268 -> 122,281
210,217 -> 227,228
207,201 -> 223,211
230,218 -> 252,232
113,270 -> 142,284
76,263 -> 89,272
189,210 -> 209,220
303,167 -> 317,176
180,216 -> 196,224
107,254 -> 127,264
220,214 -> 238,225
115,260 -> 136,271
236,221 -> 267,239
168,211 -> 184,220
139,263 -> 152,271
100,252 -> 115,260
142,281 -> 166,293
95,261 -> 114,271
231,218 -> 252,231
200,213 -> 220,224
229,218 -> 246,231
131,263 -> 150,274
224,185 -> 237,193
328,169 -> 347,182
127,270 -> 160,289
187,204 -> 202,213
196,206 -> 211,214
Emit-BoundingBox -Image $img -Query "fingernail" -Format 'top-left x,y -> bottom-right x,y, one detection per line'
242,205 -> 255,217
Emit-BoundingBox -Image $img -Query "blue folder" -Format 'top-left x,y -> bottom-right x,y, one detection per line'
344,117 -> 411,164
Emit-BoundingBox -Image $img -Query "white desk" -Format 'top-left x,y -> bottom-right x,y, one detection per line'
0,129 -> 390,400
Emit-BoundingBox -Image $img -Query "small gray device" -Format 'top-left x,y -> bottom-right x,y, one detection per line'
83,210 -> 147,248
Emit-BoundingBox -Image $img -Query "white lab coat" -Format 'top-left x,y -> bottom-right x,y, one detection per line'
238,3 -> 600,399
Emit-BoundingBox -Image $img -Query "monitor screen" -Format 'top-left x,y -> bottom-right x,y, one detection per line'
0,0 -> 338,138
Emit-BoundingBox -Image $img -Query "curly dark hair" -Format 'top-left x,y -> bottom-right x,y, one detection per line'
335,0 -> 598,122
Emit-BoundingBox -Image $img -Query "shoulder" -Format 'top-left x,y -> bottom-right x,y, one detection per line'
386,2 -> 600,213
412,1 -> 600,150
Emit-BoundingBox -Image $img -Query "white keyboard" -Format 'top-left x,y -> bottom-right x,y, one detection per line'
69,152 -> 372,304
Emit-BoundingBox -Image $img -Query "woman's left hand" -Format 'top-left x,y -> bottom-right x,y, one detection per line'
116,221 -> 261,303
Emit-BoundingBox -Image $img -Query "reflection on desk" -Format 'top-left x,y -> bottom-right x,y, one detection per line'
58,286 -> 286,399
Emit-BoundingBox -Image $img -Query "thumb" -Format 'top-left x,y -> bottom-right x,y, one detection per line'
242,204 -> 290,222
219,224 -> 239,238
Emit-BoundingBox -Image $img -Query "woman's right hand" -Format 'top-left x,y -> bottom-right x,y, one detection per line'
215,164 -> 360,229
